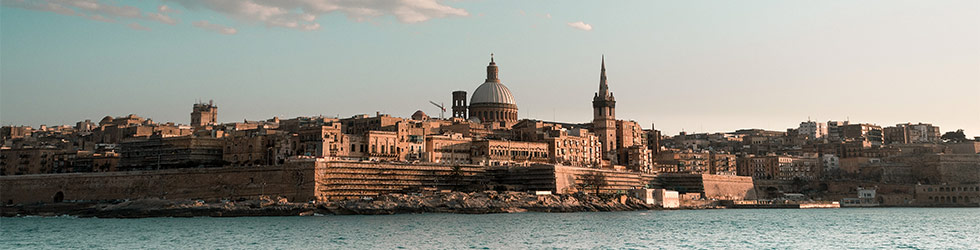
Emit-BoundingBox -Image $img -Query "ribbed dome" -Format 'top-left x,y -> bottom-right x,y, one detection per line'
470,81 -> 516,105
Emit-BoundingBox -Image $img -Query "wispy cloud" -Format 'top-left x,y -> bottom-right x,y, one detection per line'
3,0 -> 469,33
87,14 -> 113,23
2,0 -> 177,26
167,0 -> 468,31
128,22 -> 150,31
192,20 -> 237,35
158,5 -> 177,14
145,12 -> 176,25
567,21 -> 592,31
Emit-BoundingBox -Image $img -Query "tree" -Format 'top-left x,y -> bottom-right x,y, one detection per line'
447,165 -> 464,191
578,172 -> 608,194
941,129 -> 967,143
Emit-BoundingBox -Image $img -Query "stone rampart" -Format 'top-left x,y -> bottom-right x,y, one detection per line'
1,162 -> 317,205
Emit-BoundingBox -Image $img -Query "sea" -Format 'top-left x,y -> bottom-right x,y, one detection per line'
1,208 -> 978,249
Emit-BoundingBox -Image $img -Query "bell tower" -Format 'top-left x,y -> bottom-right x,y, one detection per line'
452,91 -> 468,119
592,56 -> 617,162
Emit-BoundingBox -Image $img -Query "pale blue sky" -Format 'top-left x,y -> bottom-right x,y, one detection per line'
1,0 -> 978,136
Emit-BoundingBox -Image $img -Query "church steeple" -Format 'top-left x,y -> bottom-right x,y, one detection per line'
599,55 -> 609,97
591,55 -> 618,164
592,55 -> 616,113
486,53 -> 499,82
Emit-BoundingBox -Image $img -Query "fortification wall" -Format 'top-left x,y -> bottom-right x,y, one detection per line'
0,162 -> 317,205
315,161 -> 487,201
553,165 -> 655,194
656,174 -> 756,200
701,174 -> 757,200
1,159 -> 660,204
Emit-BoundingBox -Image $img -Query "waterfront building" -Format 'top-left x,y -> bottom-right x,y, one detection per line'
915,184 -> 980,206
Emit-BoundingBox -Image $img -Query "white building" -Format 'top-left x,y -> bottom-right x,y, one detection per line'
798,121 -> 827,140
821,154 -> 839,171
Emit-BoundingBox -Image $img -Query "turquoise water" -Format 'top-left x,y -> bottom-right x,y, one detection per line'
2,208 -> 978,249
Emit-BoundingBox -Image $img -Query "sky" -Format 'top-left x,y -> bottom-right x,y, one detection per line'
1,0 -> 978,137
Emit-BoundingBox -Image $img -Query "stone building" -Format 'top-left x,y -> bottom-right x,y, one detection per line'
191,100 -> 218,131
510,120 -> 602,168
296,122 -> 346,158
91,115 -> 191,144
1,126 -> 33,142
915,184 -> 980,206
883,123 -> 941,144
471,140 -> 550,166
224,128 -> 297,166
644,123 -> 662,154
0,147 -> 62,175
118,135 -> 224,170
615,120 -> 647,163
798,120 -> 827,140
737,155 -> 820,181
843,123 -> 884,146
468,55 -> 518,125
424,133 -> 472,164
655,150 -> 735,175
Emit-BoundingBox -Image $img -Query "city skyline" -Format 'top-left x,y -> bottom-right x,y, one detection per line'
2,0 -> 978,136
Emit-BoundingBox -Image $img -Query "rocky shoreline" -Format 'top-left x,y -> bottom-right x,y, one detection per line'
1,191 -> 659,218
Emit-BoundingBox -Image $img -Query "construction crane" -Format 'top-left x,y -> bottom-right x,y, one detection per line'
429,101 -> 446,119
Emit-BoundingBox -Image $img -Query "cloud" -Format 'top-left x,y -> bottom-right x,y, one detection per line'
2,0 -> 79,16
158,5 -> 177,13
193,20 -> 237,35
87,14 -> 113,22
58,0 -> 141,19
167,0 -> 468,30
3,0 -> 469,33
3,0 -> 178,26
567,21 -> 592,31
128,22 -> 151,31
145,12 -> 177,25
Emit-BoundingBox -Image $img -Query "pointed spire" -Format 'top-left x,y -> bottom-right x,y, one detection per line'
599,55 -> 609,97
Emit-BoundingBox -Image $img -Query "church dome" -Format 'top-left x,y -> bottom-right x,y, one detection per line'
411,110 -> 429,120
471,81 -> 515,105
470,54 -> 516,105
468,54 -> 519,124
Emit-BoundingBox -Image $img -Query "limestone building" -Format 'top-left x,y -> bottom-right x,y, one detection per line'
191,100 -> 218,131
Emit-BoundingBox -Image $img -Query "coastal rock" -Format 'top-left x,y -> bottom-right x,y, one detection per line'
326,191 -> 654,215
2,191 -> 655,218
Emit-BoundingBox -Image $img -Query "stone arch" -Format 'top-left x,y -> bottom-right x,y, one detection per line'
53,191 -> 65,203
